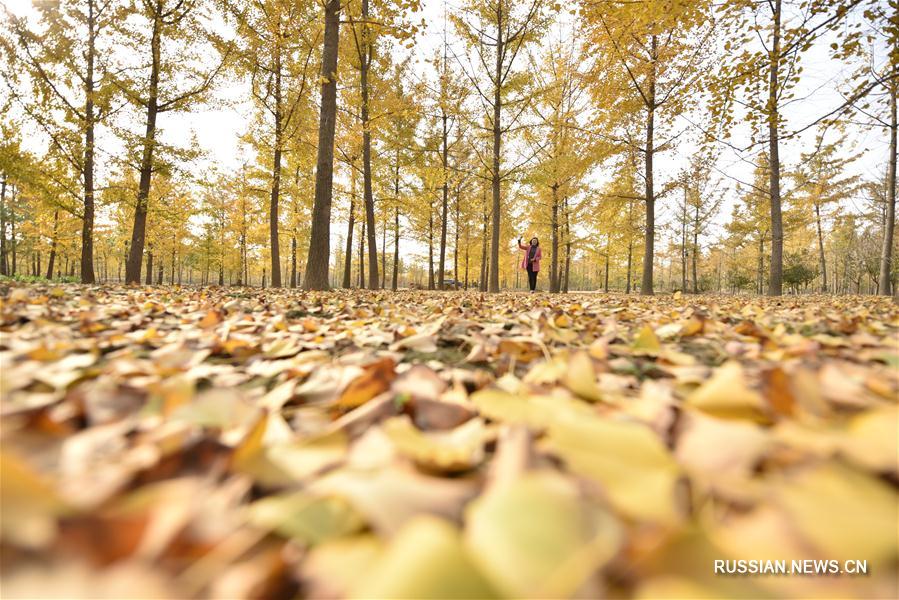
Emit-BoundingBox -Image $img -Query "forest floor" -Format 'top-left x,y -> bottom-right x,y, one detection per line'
1,284 -> 897,599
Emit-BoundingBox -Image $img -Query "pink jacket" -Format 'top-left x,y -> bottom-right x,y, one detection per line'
518,242 -> 542,272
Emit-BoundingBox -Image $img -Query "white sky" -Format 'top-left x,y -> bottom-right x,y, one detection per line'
3,0 -> 892,270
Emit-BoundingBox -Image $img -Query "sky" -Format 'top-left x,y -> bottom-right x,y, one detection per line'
2,0 -> 893,271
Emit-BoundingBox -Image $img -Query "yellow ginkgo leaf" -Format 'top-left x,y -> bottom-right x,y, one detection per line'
773,462 -> 898,566
349,517 -> 500,599
685,361 -> 767,421
562,351 -> 603,402
632,324 -> 662,356
466,471 -> 622,599
383,415 -> 486,473
546,413 -> 682,524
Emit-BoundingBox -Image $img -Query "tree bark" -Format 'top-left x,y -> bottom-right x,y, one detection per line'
359,0 -> 379,289
392,204 -> 400,290
814,202 -> 828,292
640,35 -> 657,296
359,215 -> 366,289
428,205 -> 434,289
692,201 -> 699,294
269,44 -> 283,288
454,186 -> 460,285
46,209 -> 59,279
343,164 -> 356,288
125,2 -> 162,284
767,0 -> 784,296
681,186 -> 688,292
381,211 -> 387,288
0,176 -> 7,276
550,185 -> 559,292
146,245 -> 153,285
304,0 -> 341,290
480,205 -> 489,291
81,0 -> 97,284
879,78 -> 897,295
438,109 -> 449,289
489,5 -> 503,293
563,196 -> 571,293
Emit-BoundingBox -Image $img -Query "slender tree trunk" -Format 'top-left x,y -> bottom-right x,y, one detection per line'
480,205 -> 489,292
454,186 -> 460,284
359,216 -> 366,289
10,187 -> 16,276
563,196 -> 571,293
392,205 -> 399,290
46,209 -> 59,279
438,110 -> 449,289
269,45 -> 283,288
0,176 -> 7,276
381,211 -> 387,288
681,188 -> 687,292
80,0 -> 97,284
813,202 -> 828,292
692,202 -> 699,294
125,4 -> 162,284
428,206 -> 434,289
550,185 -> 559,292
626,240 -> 633,294
146,245 -> 153,285
879,79 -> 897,295
757,236 -> 765,295
604,240 -> 610,293
767,0 -> 784,296
489,7 -> 503,293
304,0 -> 341,290
464,219 -> 470,289
359,11 -> 378,289
343,165 -> 356,288
640,35 -> 657,296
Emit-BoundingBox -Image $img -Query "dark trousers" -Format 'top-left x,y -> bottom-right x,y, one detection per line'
526,264 -> 537,291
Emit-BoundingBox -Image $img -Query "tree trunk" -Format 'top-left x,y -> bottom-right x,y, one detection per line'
489,7 -> 503,293
563,196 -> 571,293
692,201 -> 700,294
343,165 -> 356,288
428,206 -> 434,289
80,0 -> 97,284
813,202 -> 828,292
464,217 -> 470,289
438,110 -> 449,289
392,204 -> 400,290
359,215 -> 365,289
640,35 -> 657,296
681,187 -> 687,292
767,0 -> 784,296
604,240 -> 610,293
46,209 -> 59,279
626,240 -> 633,294
879,78 -> 897,295
125,3 -> 162,284
269,44 -> 283,288
381,211 -> 387,288
146,245 -> 153,285
359,0 -> 379,289
454,186 -> 460,285
480,205 -> 489,292
304,0 -> 341,290
0,176 -> 7,276
550,185 -> 559,292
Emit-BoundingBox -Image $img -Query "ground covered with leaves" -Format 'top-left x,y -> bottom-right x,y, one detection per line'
1,285 -> 897,599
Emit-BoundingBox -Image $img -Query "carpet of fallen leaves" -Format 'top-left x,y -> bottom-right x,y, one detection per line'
1,284 -> 898,599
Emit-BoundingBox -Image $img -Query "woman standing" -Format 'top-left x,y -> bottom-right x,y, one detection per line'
518,237 -> 542,292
